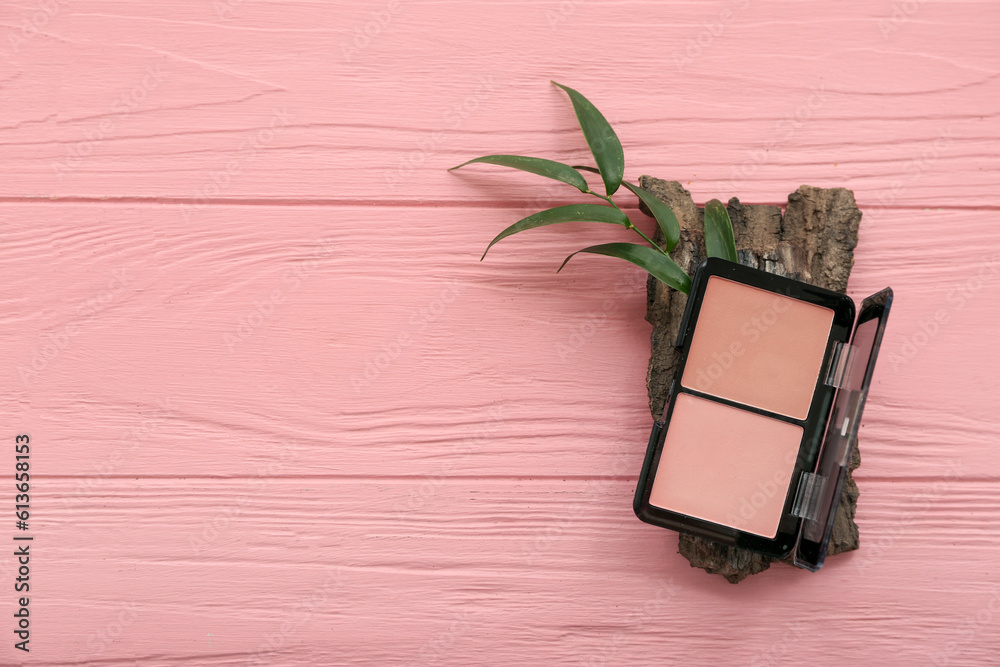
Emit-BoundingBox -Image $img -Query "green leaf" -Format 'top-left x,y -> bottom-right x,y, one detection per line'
621,181 -> 681,253
558,242 -> 691,294
703,199 -> 738,262
571,165 -> 601,174
553,82 -> 624,196
483,204 -> 630,259
449,155 -> 589,193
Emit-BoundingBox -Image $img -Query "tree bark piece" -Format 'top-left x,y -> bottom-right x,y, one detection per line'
640,177 -> 862,583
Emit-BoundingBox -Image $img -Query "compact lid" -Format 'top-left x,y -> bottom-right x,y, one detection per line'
792,288 -> 893,571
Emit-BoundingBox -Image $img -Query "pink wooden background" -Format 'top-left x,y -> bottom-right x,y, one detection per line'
2,0 -> 999,664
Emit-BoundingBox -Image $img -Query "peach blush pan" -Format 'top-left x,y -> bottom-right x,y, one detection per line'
633,258 -> 893,571
647,393 -> 803,539
681,276 -> 835,420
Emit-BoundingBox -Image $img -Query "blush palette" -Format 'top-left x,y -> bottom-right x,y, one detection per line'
633,258 -> 892,570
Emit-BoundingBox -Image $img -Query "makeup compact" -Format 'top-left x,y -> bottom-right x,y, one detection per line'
633,258 -> 892,571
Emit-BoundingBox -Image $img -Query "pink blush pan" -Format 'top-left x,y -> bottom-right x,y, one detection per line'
647,393 -> 803,539
681,276 -> 835,420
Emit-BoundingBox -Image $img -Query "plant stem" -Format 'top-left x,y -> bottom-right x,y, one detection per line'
627,224 -> 663,253
586,190 -> 668,255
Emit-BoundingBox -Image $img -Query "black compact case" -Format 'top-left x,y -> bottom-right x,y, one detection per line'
633,258 -> 892,570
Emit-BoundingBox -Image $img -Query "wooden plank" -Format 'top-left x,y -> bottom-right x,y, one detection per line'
0,1 -> 998,207
1,0 -> 998,663
14,478 -> 1000,665
1,205 -> 998,482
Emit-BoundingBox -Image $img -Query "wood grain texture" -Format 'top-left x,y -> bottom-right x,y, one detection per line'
9,477 -> 1000,666
1,0 -> 999,664
2,1 -> 999,209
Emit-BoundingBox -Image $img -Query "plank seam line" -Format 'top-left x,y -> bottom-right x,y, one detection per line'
32,474 -> 1000,482
0,196 -> 993,211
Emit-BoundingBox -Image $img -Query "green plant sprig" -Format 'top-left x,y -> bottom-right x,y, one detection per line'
449,81 -> 738,295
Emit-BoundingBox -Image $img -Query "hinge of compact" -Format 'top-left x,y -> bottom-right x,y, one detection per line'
824,340 -> 855,389
790,471 -> 827,520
